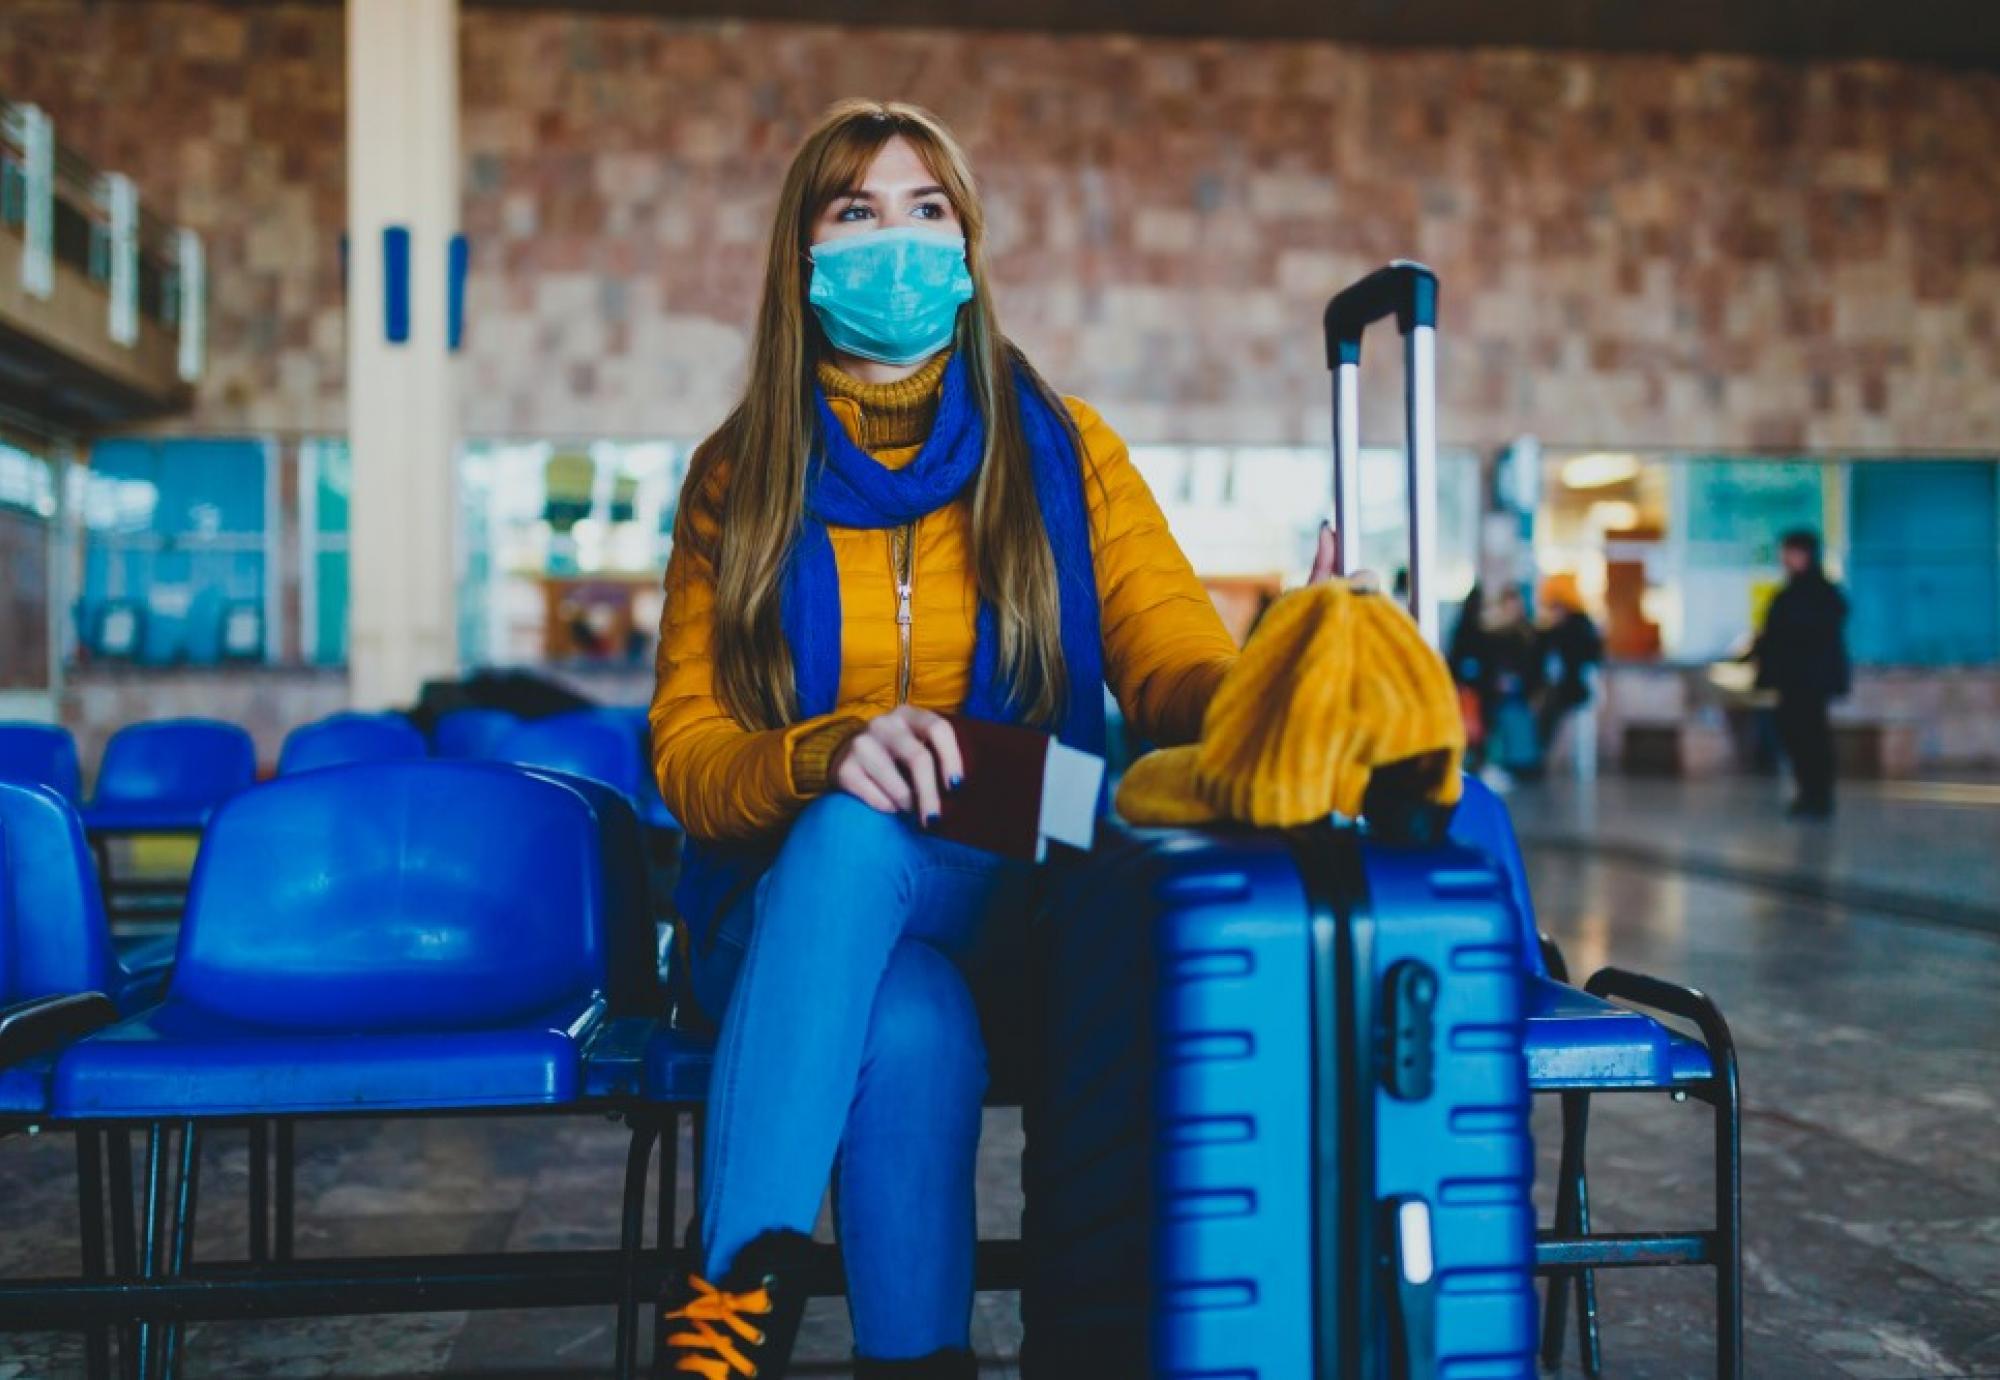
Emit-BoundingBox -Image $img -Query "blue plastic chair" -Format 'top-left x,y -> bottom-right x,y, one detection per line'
1449,776 -> 1742,1379
0,781 -> 150,1380
52,760 -> 621,1377
502,711 -> 676,831
0,722 -> 84,802
430,707 -> 522,760
0,783 -> 175,1022
82,718 -> 257,835
82,718 -> 257,929
276,712 -> 427,775
57,761 -> 614,1117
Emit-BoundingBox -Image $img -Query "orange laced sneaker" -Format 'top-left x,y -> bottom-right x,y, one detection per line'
657,1229 -> 811,1379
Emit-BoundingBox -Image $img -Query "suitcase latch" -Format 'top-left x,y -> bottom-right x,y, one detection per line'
1381,960 -> 1438,1100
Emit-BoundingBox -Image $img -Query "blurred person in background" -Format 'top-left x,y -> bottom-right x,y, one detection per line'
1447,582 -> 1489,767
1754,528 -> 1850,819
1535,574 -> 1603,767
1482,584 -> 1546,780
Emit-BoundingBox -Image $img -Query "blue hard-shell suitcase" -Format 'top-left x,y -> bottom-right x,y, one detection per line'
1024,823 -> 1536,1379
1022,266 -> 1535,1378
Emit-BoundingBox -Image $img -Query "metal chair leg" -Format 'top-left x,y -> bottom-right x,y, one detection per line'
248,1121 -> 269,1263
106,1128 -> 139,1380
76,1128 -> 111,1380
1580,967 -> 1745,1380
160,1121 -> 202,1380
615,1118 -> 661,1380
136,1124 -> 166,1380
689,1108 -> 706,1215
656,1113 -> 678,1255
1540,1090 -> 1589,1371
1571,1101 -> 1602,1378
274,1119 -> 295,1261
1715,1058 -> 1743,1379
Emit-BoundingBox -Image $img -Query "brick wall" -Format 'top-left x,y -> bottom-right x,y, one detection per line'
5,2 -> 1998,451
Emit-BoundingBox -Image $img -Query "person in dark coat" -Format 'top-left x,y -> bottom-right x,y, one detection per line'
1754,529 -> 1850,818
1448,584 -> 1489,767
1535,579 -> 1604,762
1481,586 -> 1547,777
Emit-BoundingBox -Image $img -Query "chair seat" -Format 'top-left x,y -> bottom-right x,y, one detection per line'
82,800 -> 217,834
0,1058 -> 51,1115
1525,976 -> 1713,1088
54,999 -> 603,1118
642,1025 -> 715,1102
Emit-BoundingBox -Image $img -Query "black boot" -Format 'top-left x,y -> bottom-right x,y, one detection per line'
657,1229 -> 813,1378
854,1351 -> 977,1379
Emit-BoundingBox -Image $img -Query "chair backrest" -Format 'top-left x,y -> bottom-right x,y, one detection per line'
595,705 -> 677,829
0,723 -> 84,802
431,707 -> 522,760
93,718 -> 257,807
1447,774 -> 1547,977
594,705 -> 652,750
514,768 -> 662,1019
171,761 -> 607,1031
278,712 -> 428,775
0,782 -> 116,1003
500,711 -> 648,806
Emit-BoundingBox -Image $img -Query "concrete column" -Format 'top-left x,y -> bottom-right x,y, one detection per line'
345,0 -> 459,709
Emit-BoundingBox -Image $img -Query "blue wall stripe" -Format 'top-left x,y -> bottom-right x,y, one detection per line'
383,225 -> 411,345
447,233 -> 469,351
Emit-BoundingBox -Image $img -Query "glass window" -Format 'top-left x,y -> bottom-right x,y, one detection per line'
1532,451 -> 2000,667
299,437 -> 350,666
1533,451 -> 1673,660
1677,459 -> 1830,662
74,438 -> 270,666
0,440 -> 57,691
458,439 -> 683,668
1536,452 -> 1829,663
1126,442 -> 1480,641
1848,460 -> 1999,666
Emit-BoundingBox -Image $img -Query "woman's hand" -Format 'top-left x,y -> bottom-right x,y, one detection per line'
829,706 -> 965,823
1305,521 -> 1379,592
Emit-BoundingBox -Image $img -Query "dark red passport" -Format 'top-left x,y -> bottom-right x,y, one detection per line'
932,715 -> 1105,863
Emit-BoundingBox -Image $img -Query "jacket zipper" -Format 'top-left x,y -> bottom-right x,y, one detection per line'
893,522 -> 915,705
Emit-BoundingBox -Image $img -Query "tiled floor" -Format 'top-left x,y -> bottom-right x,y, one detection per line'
3,775 -> 1997,1377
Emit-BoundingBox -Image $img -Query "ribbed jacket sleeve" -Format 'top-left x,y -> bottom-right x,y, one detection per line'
647,459 -> 853,842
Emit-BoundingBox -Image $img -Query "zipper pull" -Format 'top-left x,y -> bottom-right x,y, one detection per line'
896,584 -> 913,627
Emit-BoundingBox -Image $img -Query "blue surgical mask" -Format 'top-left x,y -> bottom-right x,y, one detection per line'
807,227 -> 975,366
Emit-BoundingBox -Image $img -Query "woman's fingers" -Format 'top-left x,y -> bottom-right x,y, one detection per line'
1308,521 -> 1340,584
881,717 -> 944,823
914,712 -> 964,792
836,762 -> 899,814
832,707 -> 961,824
845,735 -> 915,813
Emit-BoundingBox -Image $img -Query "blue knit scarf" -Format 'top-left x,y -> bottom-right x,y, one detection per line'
675,352 -> 1105,945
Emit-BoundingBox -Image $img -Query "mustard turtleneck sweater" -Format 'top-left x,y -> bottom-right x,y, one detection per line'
815,350 -> 951,452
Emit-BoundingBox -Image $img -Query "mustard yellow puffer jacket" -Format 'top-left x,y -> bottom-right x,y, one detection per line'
650,393 -> 1237,842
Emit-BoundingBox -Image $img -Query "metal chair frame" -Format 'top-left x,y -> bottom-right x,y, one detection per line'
1533,937 -> 1743,1380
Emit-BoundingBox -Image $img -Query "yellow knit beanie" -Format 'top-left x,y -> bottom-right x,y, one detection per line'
1115,580 -> 1465,828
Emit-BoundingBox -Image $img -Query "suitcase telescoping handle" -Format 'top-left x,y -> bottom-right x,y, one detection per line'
1323,261 -> 1442,646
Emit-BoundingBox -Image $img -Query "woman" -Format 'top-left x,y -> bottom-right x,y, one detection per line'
649,99 -> 1330,1378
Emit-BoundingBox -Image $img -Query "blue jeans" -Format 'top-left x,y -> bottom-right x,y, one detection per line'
691,793 -> 1033,1360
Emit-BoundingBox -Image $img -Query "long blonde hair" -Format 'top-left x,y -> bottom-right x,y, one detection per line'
681,99 -> 1074,732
